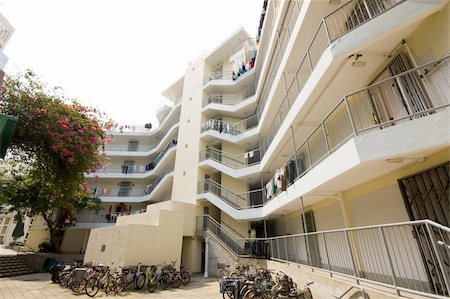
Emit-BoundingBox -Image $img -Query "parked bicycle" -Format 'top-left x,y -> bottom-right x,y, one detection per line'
115,263 -> 146,292
147,264 -> 170,292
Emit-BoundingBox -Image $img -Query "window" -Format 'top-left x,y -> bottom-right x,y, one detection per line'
128,141 -> 139,151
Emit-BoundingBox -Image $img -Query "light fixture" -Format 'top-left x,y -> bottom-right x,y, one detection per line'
386,158 -> 404,163
352,61 -> 367,67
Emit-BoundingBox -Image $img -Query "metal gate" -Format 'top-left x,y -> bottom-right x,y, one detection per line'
399,162 -> 450,295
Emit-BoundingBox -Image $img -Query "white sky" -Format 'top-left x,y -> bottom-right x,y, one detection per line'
1,0 -> 262,126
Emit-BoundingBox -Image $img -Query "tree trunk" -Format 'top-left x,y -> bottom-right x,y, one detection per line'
48,228 -> 65,253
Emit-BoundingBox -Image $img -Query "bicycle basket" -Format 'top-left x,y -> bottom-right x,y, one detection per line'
129,266 -> 138,273
74,268 -> 87,282
217,262 -> 226,269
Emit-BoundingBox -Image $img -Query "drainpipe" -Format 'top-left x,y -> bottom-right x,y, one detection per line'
203,237 -> 209,278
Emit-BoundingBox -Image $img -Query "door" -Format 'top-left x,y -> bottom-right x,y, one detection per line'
369,53 -> 431,128
128,140 -> 139,151
304,211 -> 321,267
118,182 -> 132,196
399,162 -> 450,295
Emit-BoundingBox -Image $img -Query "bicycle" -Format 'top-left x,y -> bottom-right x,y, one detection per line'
161,261 -> 181,288
147,264 -> 170,292
115,264 -> 144,292
85,264 -> 115,297
216,262 -> 233,282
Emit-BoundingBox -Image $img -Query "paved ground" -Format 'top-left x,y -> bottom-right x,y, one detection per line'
0,273 -> 222,299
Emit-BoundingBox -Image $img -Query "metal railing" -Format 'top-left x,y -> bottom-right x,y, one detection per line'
257,0 -> 303,118
196,215 -> 255,256
0,12 -> 14,50
202,86 -> 256,108
95,144 -> 176,174
201,114 -> 258,135
105,114 -> 179,152
197,214 -> 450,298
198,57 -> 449,214
203,71 -> 234,85
107,106 -> 180,135
259,0 -> 405,155
198,179 -> 264,209
230,38 -> 257,58
76,207 -> 147,224
280,55 -> 450,186
90,164 -> 174,198
199,147 -> 261,169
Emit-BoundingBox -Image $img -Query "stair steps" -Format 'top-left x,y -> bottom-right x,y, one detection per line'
0,255 -> 38,278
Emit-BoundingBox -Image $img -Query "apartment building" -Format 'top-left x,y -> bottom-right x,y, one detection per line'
82,1 -> 449,298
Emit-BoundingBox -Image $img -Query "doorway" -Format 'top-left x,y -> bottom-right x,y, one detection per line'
399,162 -> 450,295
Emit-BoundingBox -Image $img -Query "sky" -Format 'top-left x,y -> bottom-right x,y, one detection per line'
1,0 -> 262,126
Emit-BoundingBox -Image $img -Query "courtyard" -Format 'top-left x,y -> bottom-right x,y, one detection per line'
0,273 -> 221,299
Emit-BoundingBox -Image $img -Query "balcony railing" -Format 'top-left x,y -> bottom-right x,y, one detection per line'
197,214 -> 450,298
105,116 -> 179,152
203,71 -> 234,85
90,164 -> 174,199
0,12 -> 13,50
199,147 -> 261,170
280,55 -> 450,186
230,38 -> 257,59
198,179 -> 264,209
198,57 -> 450,214
95,143 -> 176,175
259,0 -> 405,156
201,114 -> 258,135
202,86 -> 256,108
76,207 -> 147,224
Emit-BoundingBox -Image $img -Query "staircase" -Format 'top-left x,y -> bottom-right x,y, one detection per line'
0,255 -> 38,278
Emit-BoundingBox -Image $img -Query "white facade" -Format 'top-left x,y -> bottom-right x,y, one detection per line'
81,1 -> 450,298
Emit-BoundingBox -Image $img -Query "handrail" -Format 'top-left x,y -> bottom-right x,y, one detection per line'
201,114 -> 258,135
202,86 -> 256,108
17,243 -> 46,259
199,179 -> 265,209
199,147 -> 261,169
259,0 -> 406,156
200,56 -> 450,213
198,214 -> 450,297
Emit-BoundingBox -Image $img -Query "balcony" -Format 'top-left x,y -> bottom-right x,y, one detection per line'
75,206 -> 147,228
202,86 -> 256,108
201,115 -> 258,135
258,0 -> 408,156
198,179 -> 264,210
89,164 -> 174,203
0,12 -> 14,50
198,56 -> 449,218
89,142 -> 176,177
199,147 -> 261,170
203,68 -> 256,94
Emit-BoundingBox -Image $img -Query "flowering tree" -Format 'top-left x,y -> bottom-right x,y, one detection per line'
0,70 -> 112,252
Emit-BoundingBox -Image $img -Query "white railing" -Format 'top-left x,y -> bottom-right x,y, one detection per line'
202,86 -> 256,107
201,114 -> 258,135
201,56 -> 450,213
258,0 -> 406,155
199,147 -> 261,169
197,214 -> 450,298
198,179 -> 264,209
0,13 -> 14,50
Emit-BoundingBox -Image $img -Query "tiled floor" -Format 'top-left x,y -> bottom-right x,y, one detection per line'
0,273 -> 222,299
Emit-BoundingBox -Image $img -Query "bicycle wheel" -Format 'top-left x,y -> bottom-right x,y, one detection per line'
70,280 -> 86,293
180,270 -> 190,285
115,276 -> 126,293
136,273 -> 146,290
172,274 -> 181,288
159,273 -> 170,289
222,283 -> 235,299
216,269 -> 229,282
148,277 -> 157,293
85,278 -> 99,297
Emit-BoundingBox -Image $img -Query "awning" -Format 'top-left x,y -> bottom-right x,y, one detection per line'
0,113 -> 17,159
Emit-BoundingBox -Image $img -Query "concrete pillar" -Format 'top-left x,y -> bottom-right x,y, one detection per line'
203,237 -> 209,278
